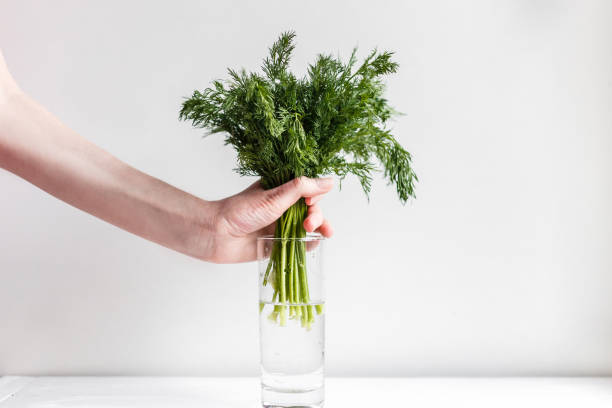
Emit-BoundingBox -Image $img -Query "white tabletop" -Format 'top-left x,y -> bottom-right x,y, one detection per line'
2,376 -> 612,407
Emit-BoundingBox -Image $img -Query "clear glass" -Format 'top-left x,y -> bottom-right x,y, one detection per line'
258,233 -> 325,408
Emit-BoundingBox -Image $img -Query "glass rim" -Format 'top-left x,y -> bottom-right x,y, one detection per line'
257,232 -> 325,242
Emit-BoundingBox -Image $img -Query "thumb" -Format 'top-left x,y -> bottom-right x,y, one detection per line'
265,176 -> 333,213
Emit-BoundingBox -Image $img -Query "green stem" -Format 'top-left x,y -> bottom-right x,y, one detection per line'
263,198 -> 319,329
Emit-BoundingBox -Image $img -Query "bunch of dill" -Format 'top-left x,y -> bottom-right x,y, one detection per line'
180,31 -> 416,328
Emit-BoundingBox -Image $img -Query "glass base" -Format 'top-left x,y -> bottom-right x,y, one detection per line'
262,384 -> 324,408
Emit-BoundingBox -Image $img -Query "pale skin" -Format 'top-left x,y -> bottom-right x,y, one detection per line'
0,50 -> 333,263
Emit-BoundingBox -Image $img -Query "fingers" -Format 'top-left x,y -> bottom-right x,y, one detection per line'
316,219 -> 334,238
266,176 -> 333,213
304,204 -> 333,238
304,194 -> 324,205
304,204 -> 323,232
244,177 -> 333,237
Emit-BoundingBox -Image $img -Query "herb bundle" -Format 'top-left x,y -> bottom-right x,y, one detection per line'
180,32 -> 417,328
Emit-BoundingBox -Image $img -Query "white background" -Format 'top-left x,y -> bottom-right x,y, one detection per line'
1,0 -> 611,376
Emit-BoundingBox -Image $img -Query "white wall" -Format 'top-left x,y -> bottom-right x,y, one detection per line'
1,0 -> 612,376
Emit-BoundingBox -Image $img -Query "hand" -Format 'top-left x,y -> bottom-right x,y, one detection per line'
205,177 -> 334,263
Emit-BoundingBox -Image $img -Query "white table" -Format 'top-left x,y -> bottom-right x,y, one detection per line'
2,376 -> 612,407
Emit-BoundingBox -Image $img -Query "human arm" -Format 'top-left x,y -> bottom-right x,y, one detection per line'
0,50 -> 332,263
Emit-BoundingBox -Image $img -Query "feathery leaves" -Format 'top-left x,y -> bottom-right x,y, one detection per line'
180,31 -> 417,201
